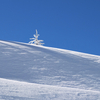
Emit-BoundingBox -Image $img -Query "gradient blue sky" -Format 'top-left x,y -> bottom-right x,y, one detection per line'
0,0 -> 100,55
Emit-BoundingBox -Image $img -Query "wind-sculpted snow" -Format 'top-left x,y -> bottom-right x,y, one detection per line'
0,40 -> 100,100
0,78 -> 100,100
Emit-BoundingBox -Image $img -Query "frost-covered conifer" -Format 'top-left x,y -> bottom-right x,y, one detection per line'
29,29 -> 44,45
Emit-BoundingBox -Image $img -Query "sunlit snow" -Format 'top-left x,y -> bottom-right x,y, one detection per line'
0,40 -> 100,100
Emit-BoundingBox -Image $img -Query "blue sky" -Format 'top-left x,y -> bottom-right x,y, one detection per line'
0,0 -> 100,55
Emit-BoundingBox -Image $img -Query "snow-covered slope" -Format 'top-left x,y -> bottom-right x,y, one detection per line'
0,40 -> 100,100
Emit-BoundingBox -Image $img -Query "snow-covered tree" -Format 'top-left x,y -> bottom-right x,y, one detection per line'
29,29 -> 44,45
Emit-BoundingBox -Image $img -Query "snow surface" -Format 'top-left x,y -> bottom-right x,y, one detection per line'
0,40 -> 100,100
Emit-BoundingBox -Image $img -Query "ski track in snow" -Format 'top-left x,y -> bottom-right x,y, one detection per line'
0,40 -> 100,100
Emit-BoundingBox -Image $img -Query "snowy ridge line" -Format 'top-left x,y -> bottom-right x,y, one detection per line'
14,40 -> 100,63
40,46 -> 100,63
25,43 -> 100,63
0,78 -> 100,94
0,40 -> 100,57
0,39 -> 100,57
0,40 -> 100,63
0,40 -> 30,49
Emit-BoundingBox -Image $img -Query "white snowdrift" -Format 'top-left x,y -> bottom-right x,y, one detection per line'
0,78 -> 100,100
0,40 -> 100,100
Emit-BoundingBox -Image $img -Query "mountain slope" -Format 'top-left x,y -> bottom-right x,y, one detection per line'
0,40 -> 100,100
